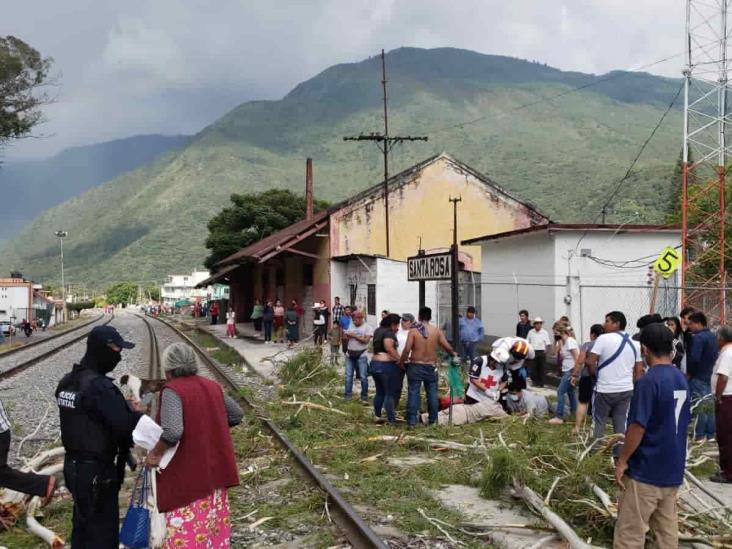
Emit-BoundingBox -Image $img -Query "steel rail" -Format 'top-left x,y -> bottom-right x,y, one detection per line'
0,314 -> 114,381
149,314 -> 388,549
0,313 -> 106,358
138,314 -> 161,381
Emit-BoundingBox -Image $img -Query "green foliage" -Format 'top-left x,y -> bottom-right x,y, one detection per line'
67,301 -> 94,313
105,282 -> 137,305
277,348 -> 338,388
0,48 -> 685,286
204,189 -> 329,268
146,286 -> 161,301
0,36 -> 52,146
480,446 -> 529,498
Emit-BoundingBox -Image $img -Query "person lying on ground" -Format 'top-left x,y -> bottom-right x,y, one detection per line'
505,379 -> 551,417
421,395 -> 506,426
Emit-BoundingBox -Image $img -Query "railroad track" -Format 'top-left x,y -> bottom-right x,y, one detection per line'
0,314 -> 113,381
143,313 -> 388,549
0,313 -> 105,358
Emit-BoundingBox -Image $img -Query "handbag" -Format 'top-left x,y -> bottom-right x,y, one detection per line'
120,468 -> 151,548
148,468 -> 167,548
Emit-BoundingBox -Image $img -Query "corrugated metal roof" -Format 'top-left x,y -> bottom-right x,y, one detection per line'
461,223 -> 681,245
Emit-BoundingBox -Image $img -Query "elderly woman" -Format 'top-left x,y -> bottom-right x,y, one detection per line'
146,343 -> 243,547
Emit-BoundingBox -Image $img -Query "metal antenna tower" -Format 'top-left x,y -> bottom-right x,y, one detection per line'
682,0 -> 732,321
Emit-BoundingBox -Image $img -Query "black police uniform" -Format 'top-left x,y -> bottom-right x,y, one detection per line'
56,326 -> 142,549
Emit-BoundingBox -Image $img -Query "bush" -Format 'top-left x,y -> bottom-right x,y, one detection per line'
67,301 -> 95,313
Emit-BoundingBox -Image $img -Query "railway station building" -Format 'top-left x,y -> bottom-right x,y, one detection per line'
202,153 -> 550,332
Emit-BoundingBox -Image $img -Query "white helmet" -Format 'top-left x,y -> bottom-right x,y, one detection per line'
490,347 -> 511,364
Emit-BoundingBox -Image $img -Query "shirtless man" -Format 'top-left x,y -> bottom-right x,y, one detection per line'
400,307 -> 458,427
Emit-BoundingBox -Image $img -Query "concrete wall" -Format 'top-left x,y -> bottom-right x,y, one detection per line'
330,155 -> 545,266
479,229 -> 681,341
553,230 -> 681,340
375,258 -> 440,322
480,232 -> 558,337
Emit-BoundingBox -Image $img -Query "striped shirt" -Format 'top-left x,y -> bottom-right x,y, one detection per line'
0,399 -> 11,433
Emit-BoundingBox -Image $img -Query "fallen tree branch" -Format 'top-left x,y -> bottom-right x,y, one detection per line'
279,401 -> 347,415
513,480 -> 598,549
17,403 -> 53,460
587,479 -> 617,519
417,508 -> 464,545
26,462 -> 64,548
367,434 -> 472,451
686,471 -> 728,507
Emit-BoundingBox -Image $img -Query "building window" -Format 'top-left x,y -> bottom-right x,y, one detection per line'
367,284 -> 376,316
349,284 -> 357,307
302,264 -> 314,286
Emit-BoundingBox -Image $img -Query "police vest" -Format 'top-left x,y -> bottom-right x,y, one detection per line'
56,366 -> 119,461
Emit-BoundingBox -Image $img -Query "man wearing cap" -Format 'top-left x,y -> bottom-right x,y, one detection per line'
526,317 -> 551,387
458,306 -> 484,364
56,325 -> 143,548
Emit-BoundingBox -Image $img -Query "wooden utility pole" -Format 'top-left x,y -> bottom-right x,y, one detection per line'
449,196 -> 462,348
344,49 -> 428,257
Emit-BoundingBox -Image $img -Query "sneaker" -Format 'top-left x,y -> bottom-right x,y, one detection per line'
548,417 -> 564,425
708,437 -> 717,443
709,472 -> 732,484
374,417 -> 386,425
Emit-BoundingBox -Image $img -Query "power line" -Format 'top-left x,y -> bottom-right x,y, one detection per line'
572,82 -> 684,253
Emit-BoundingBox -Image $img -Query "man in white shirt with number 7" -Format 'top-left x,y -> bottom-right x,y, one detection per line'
613,323 -> 691,549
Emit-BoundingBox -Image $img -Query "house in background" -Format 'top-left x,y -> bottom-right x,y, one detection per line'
0,272 -> 57,326
160,270 -> 211,306
463,224 -> 682,341
204,153 -> 550,330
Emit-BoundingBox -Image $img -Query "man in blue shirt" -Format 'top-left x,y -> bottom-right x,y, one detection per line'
687,311 -> 718,441
614,323 -> 691,549
458,306 -> 484,364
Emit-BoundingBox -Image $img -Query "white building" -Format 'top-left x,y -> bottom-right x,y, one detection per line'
161,270 -> 211,306
0,273 -> 57,326
463,224 -> 681,341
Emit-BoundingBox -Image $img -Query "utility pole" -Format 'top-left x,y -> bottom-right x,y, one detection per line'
55,230 -> 68,323
449,196 -> 462,348
344,49 -> 428,257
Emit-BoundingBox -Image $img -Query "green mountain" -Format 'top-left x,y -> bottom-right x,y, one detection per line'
0,47 -> 684,287
0,134 -> 192,237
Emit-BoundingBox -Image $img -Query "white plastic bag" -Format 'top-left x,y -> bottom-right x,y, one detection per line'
148,468 -> 167,548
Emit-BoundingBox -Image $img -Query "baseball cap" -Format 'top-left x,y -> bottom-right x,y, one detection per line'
88,326 -> 135,349
401,313 -> 415,322
533,317 -> 543,323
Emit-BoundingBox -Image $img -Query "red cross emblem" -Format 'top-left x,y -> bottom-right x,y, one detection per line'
480,376 -> 498,388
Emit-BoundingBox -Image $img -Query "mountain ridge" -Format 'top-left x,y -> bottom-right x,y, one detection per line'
0,47 -> 684,287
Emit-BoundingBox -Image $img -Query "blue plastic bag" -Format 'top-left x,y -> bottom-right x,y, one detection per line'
120,467 -> 151,548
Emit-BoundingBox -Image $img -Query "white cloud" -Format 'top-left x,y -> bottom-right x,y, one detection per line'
1,0 -> 687,159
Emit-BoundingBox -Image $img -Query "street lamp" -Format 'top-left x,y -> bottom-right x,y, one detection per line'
55,230 -> 68,323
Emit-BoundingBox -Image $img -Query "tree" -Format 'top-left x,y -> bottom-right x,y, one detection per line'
0,36 -> 53,147
105,282 -> 138,305
146,286 -> 161,302
204,189 -> 329,269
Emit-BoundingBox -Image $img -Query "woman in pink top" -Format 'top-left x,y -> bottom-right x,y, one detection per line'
273,299 -> 285,343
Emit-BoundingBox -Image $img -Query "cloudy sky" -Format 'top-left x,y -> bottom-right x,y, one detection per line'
3,0 -> 685,160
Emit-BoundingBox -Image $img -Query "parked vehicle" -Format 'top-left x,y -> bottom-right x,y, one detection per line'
0,321 -> 16,336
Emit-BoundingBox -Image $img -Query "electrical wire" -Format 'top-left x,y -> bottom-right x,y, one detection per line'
572,82 -> 684,253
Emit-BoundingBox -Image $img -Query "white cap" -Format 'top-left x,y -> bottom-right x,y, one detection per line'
533,317 -> 543,323
490,347 -> 510,364
312,302 -> 320,308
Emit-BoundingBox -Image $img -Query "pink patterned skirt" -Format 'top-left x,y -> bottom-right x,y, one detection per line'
164,488 -> 231,548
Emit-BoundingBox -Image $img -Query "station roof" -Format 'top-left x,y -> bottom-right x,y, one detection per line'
462,223 -> 680,245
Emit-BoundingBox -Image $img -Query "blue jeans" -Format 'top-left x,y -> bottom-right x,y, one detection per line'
460,341 -> 477,363
372,360 -> 400,423
689,377 -> 715,439
344,352 -> 369,400
406,363 -> 439,426
555,370 -> 577,418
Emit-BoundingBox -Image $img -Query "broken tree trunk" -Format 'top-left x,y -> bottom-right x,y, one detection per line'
513,480 -> 598,549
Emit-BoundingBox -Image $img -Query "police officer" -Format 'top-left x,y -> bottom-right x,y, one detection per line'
56,326 -> 143,548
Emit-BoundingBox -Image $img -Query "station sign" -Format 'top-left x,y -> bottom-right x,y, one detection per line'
408,252 -> 452,281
